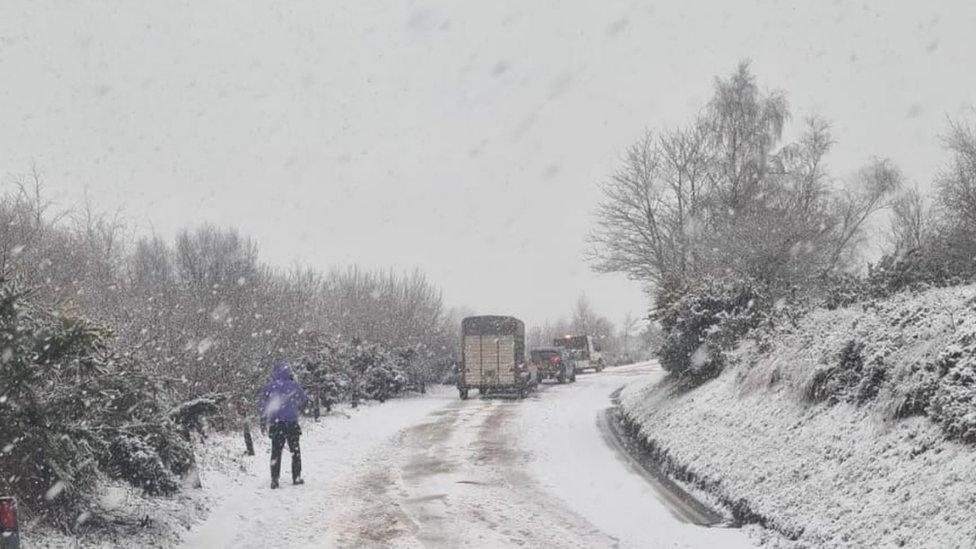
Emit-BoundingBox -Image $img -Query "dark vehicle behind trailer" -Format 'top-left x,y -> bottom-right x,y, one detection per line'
530,347 -> 576,384
459,315 -> 534,399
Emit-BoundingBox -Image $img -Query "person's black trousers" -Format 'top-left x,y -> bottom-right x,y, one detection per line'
269,421 -> 302,481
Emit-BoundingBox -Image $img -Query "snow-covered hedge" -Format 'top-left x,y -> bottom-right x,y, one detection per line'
819,243 -> 976,312
0,280 -> 194,528
296,335 -> 426,411
0,191 -> 458,436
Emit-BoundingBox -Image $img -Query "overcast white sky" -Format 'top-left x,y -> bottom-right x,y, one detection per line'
1,1 -> 975,327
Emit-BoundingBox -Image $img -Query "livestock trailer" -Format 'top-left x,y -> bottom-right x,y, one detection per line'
458,315 -> 532,399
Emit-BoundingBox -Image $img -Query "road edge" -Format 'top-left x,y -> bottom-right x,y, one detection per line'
599,386 -> 727,527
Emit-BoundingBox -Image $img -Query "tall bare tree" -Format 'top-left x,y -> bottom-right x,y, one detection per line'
588,63 -> 900,298
937,117 -> 976,233
888,187 -> 928,254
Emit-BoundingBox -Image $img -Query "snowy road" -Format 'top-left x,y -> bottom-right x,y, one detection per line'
181,363 -> 754,548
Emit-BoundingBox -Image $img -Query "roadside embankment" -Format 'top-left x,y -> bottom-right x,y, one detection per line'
621,285 -> 976,548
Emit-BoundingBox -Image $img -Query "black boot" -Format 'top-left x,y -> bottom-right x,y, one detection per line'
271,478 -> 279,489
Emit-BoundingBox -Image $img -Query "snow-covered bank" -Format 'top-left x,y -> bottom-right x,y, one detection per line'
621,285 -> 976,548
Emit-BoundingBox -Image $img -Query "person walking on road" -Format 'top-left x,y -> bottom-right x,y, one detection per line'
258,362 -> 308,489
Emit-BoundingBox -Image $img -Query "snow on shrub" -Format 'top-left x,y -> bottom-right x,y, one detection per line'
819,273 -> 870,311
107,435 -> 180,496
869,242 -> 976,298
654,277 -> 769,382
927,322 -> 976,442
816,244 -> 976,312
0,279 -> 192,527
296,334 -> 422,409
875,311 -> 976,444
805,340 -> 887,405
746,283 -> 976,446
169,396 -> 224,439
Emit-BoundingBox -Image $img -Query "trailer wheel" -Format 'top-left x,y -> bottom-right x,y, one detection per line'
459,388 -> 469,400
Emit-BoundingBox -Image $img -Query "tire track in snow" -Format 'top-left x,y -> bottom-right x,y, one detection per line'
334,396 -> 616,548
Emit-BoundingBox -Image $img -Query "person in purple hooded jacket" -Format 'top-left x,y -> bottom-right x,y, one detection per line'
258,362 -> 308,489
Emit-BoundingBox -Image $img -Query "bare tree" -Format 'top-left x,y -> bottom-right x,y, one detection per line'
888,187 -> 928,254
619,313 -> 640,359
824,158 -> 902,272
704,62 -> 789,210
571,294 -> 595,334
174,225 -> 259,294
587,124 -> 715,287
0,167 -> 66,275
937,117 -> 976,232
589,64 -> 900,298
589,63 -> 793,288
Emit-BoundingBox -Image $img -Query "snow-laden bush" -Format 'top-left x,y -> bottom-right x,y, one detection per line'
654,277 -> 769,381
891,365 -> 940,420
107,435 -> 180,496
295,335 -> 421,409
867,246 -> 975,298
806,340 -> 887,405
927,331 -> 976,442
0,279 -> 192,527
169,396 -> 224,439
819,273 -> 869,311
815,240 -> 976,312
805,232 -> 976,313
346,340 -> 407,403
770,286 -> 976,445
876,312 -> 976,446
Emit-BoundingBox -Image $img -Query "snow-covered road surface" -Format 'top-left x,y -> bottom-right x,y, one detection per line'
181,362 -> 754,548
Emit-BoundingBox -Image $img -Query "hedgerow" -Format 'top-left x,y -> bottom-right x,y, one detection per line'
0,279 -> 195,527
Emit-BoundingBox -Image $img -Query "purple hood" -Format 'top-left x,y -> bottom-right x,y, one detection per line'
258,362 -> 307,424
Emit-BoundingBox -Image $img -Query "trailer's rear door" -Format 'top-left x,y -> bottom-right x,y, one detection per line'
463,335 -> 483,387
496,335 -> 516,385
463,335 -> 516,387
